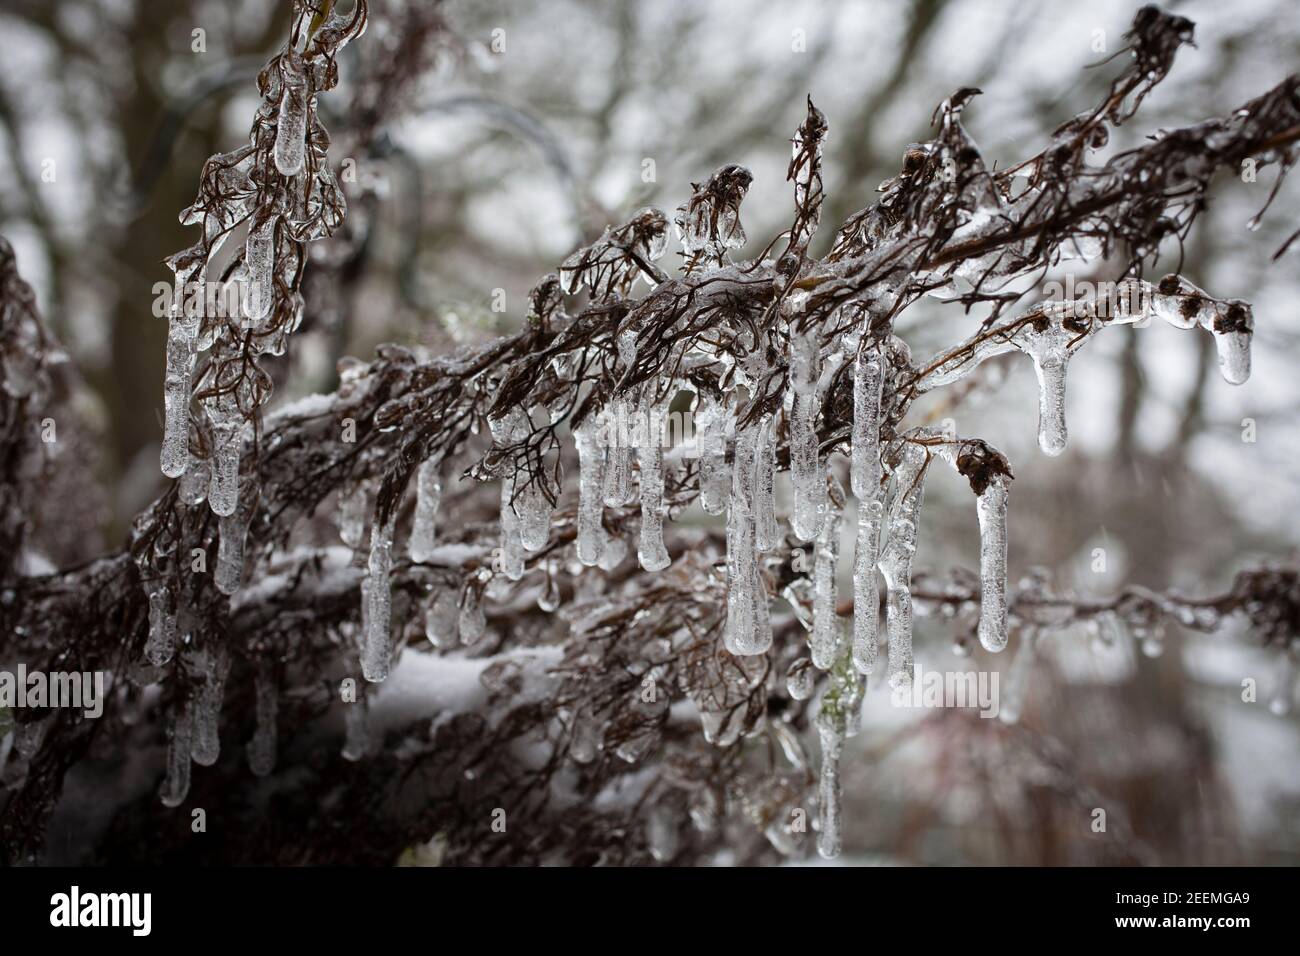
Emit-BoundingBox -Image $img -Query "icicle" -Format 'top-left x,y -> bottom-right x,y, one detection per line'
498,477 -> 526,581
602,400 -> 635,507
789,331 -> 826,539
341,699 -> 370,762
638,405 -> 671,572
754,414 -> 779,551
880,444 -> 928,691
575,419 -> 607,566
1031,350 -> 1069,456
207,394 -> 243,517
408,457 -> 443,563
458,584 -> 486,645
161,322 -> 194,478
361,510 -> 397,682
247,662 -> 277,777
160,700 -> 193,808
975,475 -> 1010,652
999,628 -> 1038,724
191,645 -> 229,767
273,52 -> 308,177
852,493 -> 884,675
242,218 -> 276,325
696,394 -> 731,515
851,348 -> 884,500
815,716 -> 843,860
215,479 -> 256,595
810,479 -> 844,670
145,585 -> 178,667
724,424 -> 771,655
1211,325 -> 1252,385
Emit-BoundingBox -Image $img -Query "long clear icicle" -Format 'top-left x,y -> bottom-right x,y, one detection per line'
754,414 -> 779,551
273,52 -> 308,177
161,280 -> 197,478
880,444 -> 928,692
408,457 -> 443,563
361,510 -> 397,682
145,585 -> 178,667
724,423 -> 771,655
976,475 -> 1010,652
816,717 -> 843,859
638,404 -> 671,571
851,347 -> 883,500
810,480 -> 844,670
207,393 -> 243,517
215,478 -> 256,595
575,418 -> 607,566
602,398 -> 635,508
696,394 -> 730,515
789,330 -> 825,540
852,492 -> 884,675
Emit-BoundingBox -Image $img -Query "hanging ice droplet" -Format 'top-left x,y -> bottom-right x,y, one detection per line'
1211,326 -> 1251,385
575,419 -> 607,566
159,700 -> 193,808
810,481 -> 844,670
638,407 -> 671,571
361,511 -> 397,682
518,482 -> 552,553
976,476 -> 1010,652
273,53 -> 308,177
537,563 -> 562,612
787,657 -> 816,701
851,349 -> 884,500
408,457 -> 442,563
852,494 -> 884,675
247,662 -> 277,777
